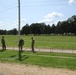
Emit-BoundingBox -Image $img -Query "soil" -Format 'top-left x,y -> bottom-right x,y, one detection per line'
0,63 -> 76,75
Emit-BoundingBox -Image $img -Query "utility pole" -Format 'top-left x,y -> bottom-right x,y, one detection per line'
18,0 -> 20,41
18,0 -> 21,61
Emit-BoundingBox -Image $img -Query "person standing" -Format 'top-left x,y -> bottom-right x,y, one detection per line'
1,36 -> 6,50
31,37 -> 35,52
18,39 -> 24,51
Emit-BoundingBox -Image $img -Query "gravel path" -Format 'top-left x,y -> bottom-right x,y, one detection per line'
0,63 -> 76,75
0,47 -> 76,54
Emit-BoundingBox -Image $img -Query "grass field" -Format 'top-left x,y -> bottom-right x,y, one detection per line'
0,35 -> 76,49
0,50 -> 76,70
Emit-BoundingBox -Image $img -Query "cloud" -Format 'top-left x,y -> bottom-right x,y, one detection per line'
21,18 -> 27,23
38,19 -> 54,24
0,21 -> 2,25
0,21 -> 4,27
38,12 -> 64,25
0,18 -> 27,30
44,12 -> 63,19
68,0 -> 76,4
16,18 -> 27,25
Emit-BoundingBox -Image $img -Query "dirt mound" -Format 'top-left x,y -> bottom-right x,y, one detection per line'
0,63 -> 76,75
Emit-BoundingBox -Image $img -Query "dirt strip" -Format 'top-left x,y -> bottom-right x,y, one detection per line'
0,63 -> 76,75
0,47 -> 76,54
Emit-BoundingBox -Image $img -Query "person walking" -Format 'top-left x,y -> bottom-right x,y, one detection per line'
1,36 -> 6,50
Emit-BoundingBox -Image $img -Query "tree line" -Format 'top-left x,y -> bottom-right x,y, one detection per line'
0,15 -> 76,35
0,28 -> 17,35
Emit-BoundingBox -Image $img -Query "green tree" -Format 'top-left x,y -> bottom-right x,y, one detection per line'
51,24 -> 56,35
21,24 -> 30,35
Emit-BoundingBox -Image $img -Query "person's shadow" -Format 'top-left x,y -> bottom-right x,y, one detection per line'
0,50 -> 6,52
21,55 -> 29,61
15,54 -> 29,61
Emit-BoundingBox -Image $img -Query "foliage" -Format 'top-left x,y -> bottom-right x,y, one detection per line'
0,30 -> 7,35
0,15 -> 76,35
7,28 -> 18,35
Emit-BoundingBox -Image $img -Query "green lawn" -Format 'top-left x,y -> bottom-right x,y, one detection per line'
0,50 -> 76,70
0,35 -> 76,49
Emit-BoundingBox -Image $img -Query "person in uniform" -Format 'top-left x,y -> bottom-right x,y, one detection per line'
18,39 -> 24,51
31,37 -> 35,52
1,36 -> 6,50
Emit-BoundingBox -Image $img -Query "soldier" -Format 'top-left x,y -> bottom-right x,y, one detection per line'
1,36 -> 6,50
31,37 -> 35,52
18,39 -> 24,51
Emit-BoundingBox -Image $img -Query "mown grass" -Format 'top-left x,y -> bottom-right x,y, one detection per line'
0,50 -> 76,70
0,35 -> 76,49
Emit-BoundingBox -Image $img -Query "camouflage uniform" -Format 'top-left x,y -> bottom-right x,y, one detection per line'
1,36 -> 6,50
31,37 -> 35,52
18,39 -> 24,51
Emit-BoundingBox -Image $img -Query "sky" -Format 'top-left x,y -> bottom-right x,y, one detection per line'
0,0 -> 76,30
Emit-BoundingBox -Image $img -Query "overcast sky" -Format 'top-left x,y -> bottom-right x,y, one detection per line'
0,0 -> 76,30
